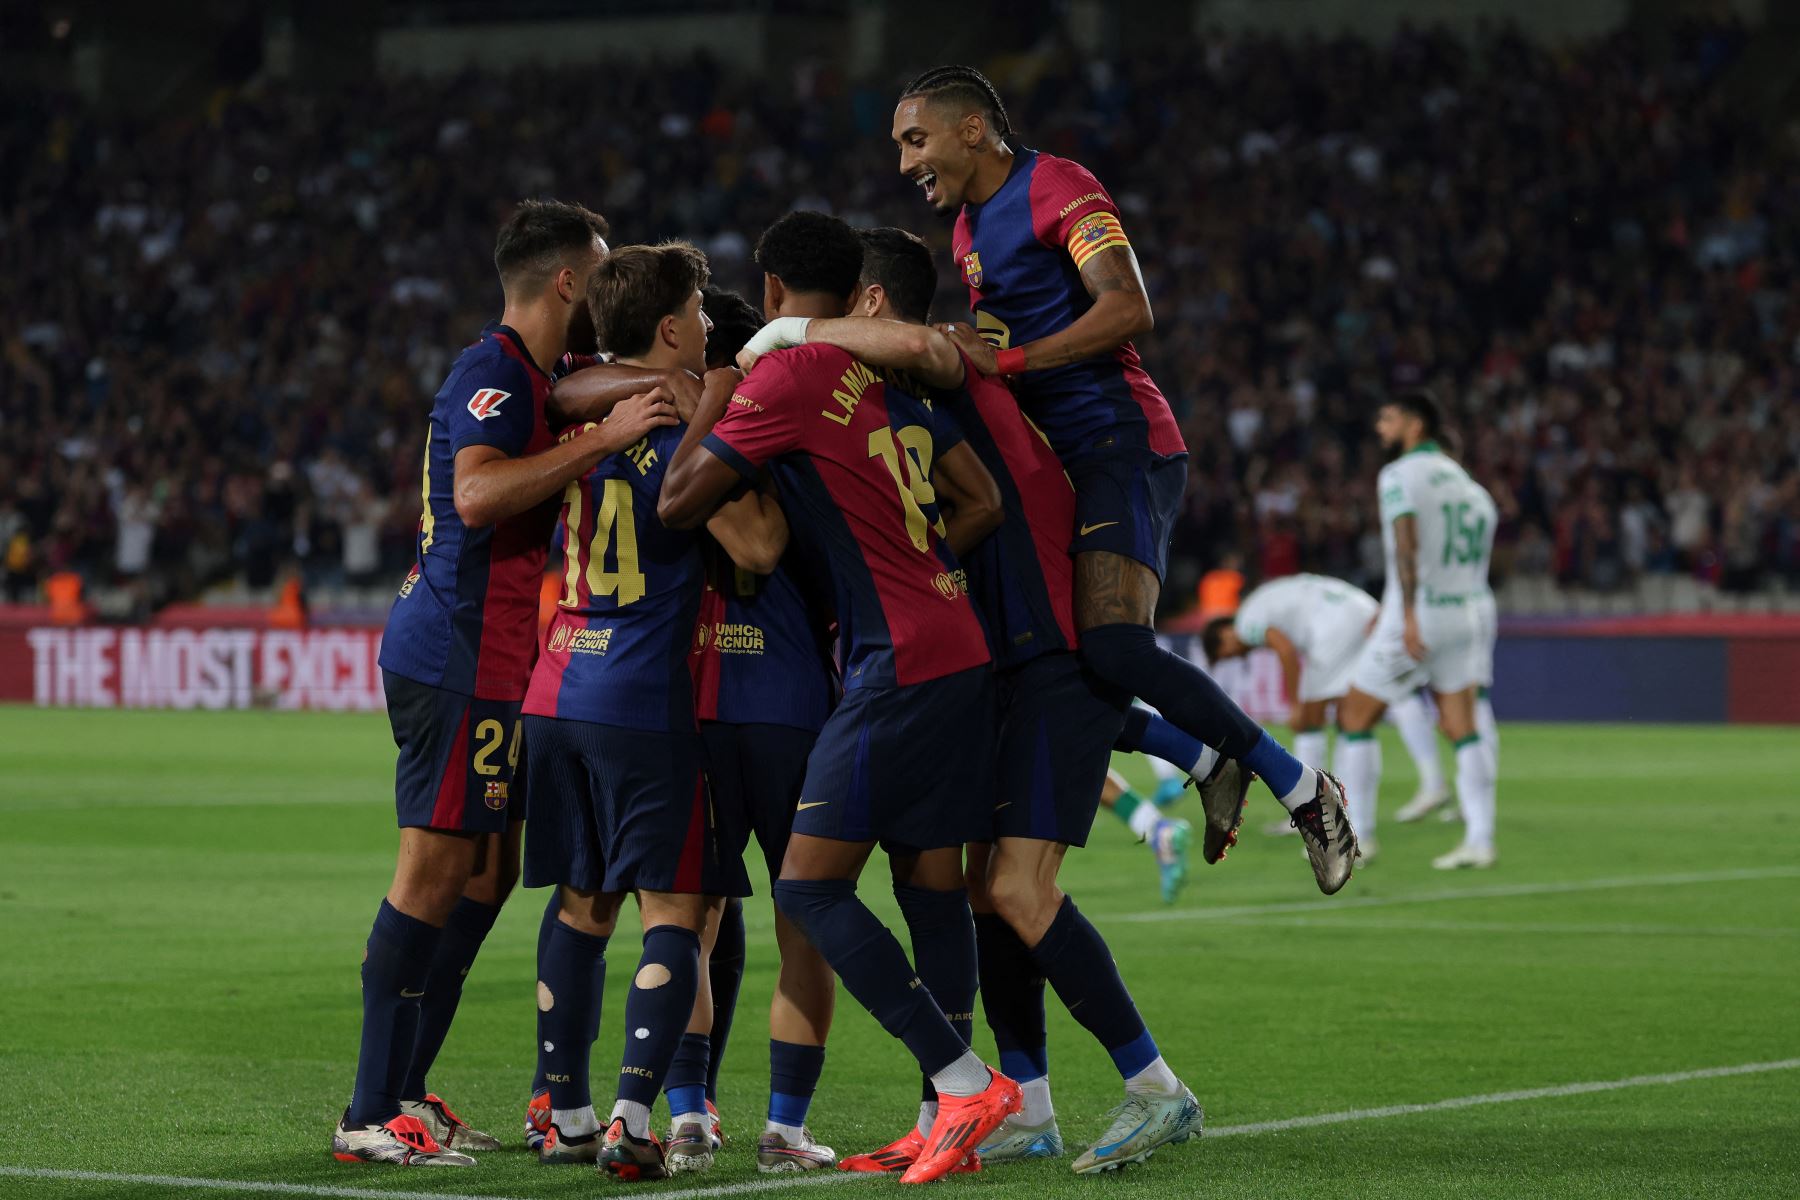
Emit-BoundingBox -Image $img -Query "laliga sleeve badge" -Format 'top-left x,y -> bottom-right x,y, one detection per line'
467,388 -> 511,420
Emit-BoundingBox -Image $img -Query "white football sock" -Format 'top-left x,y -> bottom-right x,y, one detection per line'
553,1105 -> 599,1138
1476,695 -> 1500,773
1123,1055 -> 1182,1098
915,1099 -> 938,1137
1127,798 -> 1162,841
930,1051 -> 992,1098
1454,736 -> 1497,851
1274,765 -> 1320,813
1019,1075 -> 1055,1125
672,1109 -> 708,1128
1335,735 -> 1381,841
1293,730 -> 1328,773
1389,693 -> 1445,796
610,1099 -> 652,1140
1147,753 -> 1180,783
766,1119 -> 807,1144
1190,744 -> 1221,781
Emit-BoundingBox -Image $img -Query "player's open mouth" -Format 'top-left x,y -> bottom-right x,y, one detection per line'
916,171 -> 938,202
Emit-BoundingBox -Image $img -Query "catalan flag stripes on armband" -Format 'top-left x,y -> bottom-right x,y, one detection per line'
1066,212 -> 1130,270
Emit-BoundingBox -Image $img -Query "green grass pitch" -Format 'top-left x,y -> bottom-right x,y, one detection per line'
2,708 -> 1798,1199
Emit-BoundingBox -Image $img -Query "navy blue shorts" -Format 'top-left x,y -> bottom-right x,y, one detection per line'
521,715 -> 750,898
703,722 -> 817,887
1065,449 -> 1189,580
794,666 -> 995,852
989,653 -> 1128,847
385,669 -> 521,834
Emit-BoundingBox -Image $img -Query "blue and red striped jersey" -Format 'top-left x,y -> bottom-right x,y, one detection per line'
702,344 -> 991,691
689,555 -> 838,733
379,323 -> 556,700
524,422 -> 701,731
936,353 -> 1079,671
952,150 -> 1187,461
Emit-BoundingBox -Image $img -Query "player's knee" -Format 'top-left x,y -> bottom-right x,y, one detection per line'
986,867 -> 1059,942
772,877 -> 855,939
1076,621 -> 1160,688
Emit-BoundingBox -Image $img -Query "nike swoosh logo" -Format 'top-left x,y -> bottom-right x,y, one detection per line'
1078,521 -> 1120,536
400,988 -> 426,998
1094,1117 -> 1152,1156
796,801 -> 828,811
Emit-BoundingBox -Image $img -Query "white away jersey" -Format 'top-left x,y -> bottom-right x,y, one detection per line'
1375,445 -> 1497,617
1234,574 -> 1378,659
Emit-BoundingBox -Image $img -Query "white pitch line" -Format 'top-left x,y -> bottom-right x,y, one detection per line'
9,1056 -> 1800,1199
1206,1057 -> 1800,1137
1207,917 -> 1800,939
1112,865 -> 1800,924
0,1168 -> 535,1200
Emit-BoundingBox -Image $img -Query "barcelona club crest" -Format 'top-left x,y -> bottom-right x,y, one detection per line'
484,781 -> 509,811
961,251 -> 982,288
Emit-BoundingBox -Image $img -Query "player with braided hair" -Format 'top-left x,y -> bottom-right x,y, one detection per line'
890,65 -> 1358,902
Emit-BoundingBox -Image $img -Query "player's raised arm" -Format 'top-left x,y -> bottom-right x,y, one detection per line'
742,315 -> 965,390
947,241 -> 1153,377
453,389 -> 677,529
549,361 -> 704,427
661,366 -> 765,529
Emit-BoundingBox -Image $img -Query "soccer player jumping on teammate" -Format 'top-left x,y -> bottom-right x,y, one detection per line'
741,226 -> 1203,1173
891,66 -> 1357,892
335,201 -> 679,1168
660,212 -> 1021,1186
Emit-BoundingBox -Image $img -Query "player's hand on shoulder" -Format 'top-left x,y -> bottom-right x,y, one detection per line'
938,322 -> 997,375
704,366 -> 743,399
600,385 -> 680,449
662,369 -> 705,422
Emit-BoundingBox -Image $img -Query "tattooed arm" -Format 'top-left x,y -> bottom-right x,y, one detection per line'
1394,513 -> 1427,660
944,244 -> 1154,374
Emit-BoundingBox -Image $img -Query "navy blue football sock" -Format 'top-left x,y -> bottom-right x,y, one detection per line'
538,917 -> 610,1114
530,889 -> 560,1097
664,1032 -> 712,1120
894,884 -> 976,1102
1115,708 -> 1210,776
347,900 -> 441,1127
773,878 -> 967,1077
1082,623 -> 1300,794
974,912 -> 1049,1084
614,925 -> 702,1110
1243,730 -> 1306,800
1028,896 -> 1159,1078
768,1040 -> 826,1129
706,899 -> 746,1104
400,896 -> 500,1100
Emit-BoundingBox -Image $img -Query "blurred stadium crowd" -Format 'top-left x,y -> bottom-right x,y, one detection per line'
4,18 -> 1796,615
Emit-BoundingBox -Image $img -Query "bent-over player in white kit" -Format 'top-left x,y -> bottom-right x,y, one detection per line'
1201,573 -> 1449,857
1335,392 -> 1500,869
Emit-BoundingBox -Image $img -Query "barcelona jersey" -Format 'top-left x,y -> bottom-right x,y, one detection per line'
380,323 -> 556,701
952,149 -> 1186,461
703,344 -> 990,690
524,423 -> 701,732
936,353 -> 1079,671
690,555 -> 838,733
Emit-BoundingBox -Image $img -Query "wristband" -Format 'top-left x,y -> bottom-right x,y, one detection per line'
743,316 -> 811,360
995,346 -> 1027,375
